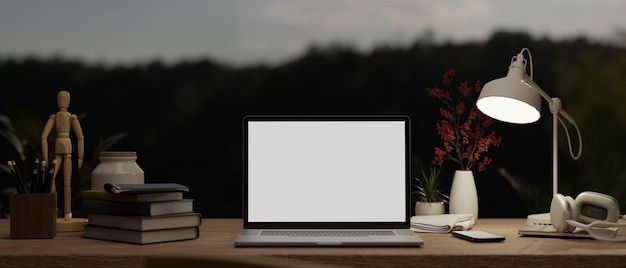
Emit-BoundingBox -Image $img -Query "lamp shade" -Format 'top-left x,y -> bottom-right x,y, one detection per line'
477,58 -> 541,124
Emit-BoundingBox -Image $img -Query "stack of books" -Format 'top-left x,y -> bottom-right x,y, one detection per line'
81,183 -> 200,244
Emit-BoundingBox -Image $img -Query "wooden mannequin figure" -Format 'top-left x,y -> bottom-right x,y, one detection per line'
41,90 -> 86,232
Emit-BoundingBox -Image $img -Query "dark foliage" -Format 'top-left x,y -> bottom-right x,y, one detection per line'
1,31 -> 625,218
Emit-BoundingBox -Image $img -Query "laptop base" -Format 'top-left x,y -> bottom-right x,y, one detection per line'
234,229 -> 423,247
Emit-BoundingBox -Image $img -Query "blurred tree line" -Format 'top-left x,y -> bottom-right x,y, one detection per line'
1,31 -> 625,218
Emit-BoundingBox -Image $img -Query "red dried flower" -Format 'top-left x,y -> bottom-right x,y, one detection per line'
458,81 -> 471,98
426,87 -> 450,100
442,69 -> 456,85
426,69 -> 502,172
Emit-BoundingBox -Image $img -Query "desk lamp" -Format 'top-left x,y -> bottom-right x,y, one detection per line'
476,47 -> 583,225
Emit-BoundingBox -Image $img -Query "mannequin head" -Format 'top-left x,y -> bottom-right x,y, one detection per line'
57,91 -> 70,109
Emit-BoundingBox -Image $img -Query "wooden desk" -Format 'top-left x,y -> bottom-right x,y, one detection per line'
1,218 -> 625,268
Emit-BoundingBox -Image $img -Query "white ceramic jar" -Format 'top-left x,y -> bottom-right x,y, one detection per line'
90,151 -> 144,190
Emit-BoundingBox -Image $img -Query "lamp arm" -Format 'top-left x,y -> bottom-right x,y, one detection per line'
523,74 -> 555,106
523,75 -> 583,160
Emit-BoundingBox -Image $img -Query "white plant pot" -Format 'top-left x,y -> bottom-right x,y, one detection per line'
414,201 -> 445,215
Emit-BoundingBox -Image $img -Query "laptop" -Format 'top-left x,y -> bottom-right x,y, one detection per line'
234,115 -> 423,246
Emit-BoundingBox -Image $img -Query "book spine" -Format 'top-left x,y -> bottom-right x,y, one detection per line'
81,199 -> 194,216
81,199 -> 152,215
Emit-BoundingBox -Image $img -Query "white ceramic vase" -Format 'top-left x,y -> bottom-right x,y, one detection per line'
91,151 -> 144,190
448,170 -> 478,219
414,201 -> 445,216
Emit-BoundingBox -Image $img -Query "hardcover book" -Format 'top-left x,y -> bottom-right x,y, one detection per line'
81,190 -> 183,203
104,183 -> 189,194
87,213 -> 201,231
83,225 -> 199,244
81,199 -> 194,216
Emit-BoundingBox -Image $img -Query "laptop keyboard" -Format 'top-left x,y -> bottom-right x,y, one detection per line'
261,230 -> 395,237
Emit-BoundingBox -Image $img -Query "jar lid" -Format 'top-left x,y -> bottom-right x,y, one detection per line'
99,151 -> 137,157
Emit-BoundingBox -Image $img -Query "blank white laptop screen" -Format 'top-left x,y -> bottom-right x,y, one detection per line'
245,117 -> 408,224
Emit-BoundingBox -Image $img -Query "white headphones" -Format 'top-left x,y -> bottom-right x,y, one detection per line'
550,191 -> 626,242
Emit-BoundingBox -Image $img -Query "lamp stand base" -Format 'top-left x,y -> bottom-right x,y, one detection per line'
527,212 -> 552,226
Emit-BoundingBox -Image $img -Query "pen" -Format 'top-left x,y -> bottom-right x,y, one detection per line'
37,160 -> 46,193
31,159 -> 39,193
44,160 -> 56,193
8,160 -> 28,194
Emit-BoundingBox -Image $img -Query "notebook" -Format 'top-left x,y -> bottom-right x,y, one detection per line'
234,115 -> 423,246
518,224 -> 592,238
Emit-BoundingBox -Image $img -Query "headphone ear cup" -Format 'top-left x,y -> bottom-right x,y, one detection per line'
564,196 -> 576,232
550,194 -> 577,232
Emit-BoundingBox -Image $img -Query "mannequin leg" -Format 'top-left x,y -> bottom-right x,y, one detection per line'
63,154 -> 72,221
51,156 -> 63,193
55,153 -> 86,232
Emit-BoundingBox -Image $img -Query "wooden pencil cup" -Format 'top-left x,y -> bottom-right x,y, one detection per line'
10,193 -> 57,239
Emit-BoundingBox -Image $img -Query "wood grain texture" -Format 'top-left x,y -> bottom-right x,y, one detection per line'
2,218 -> 626,267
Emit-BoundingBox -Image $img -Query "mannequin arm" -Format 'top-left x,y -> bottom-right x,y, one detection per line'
41,115 -> 55,165
71,114 -> 84,168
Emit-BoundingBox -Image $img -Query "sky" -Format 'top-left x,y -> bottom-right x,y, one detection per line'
1,0 -> 625,66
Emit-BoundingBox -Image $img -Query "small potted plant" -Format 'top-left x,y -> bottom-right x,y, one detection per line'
412,166 -> 448,215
